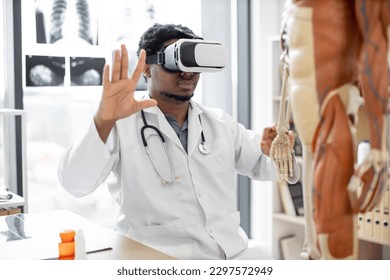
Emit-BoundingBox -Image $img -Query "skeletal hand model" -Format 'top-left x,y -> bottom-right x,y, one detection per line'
270,51 -> 294,182
283,0 -> 389,260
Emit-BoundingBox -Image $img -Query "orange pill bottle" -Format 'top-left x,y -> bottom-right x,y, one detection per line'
58,230 -> 76,260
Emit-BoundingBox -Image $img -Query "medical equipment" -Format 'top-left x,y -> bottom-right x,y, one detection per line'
197,115 -> 211,155
146,39 -> 227,73
0,191 -> 13,200
140,110 -> 210,184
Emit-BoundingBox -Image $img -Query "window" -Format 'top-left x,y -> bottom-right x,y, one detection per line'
1,3 -> 5,187
0,2 -> 4,108
21,0 -> 201,228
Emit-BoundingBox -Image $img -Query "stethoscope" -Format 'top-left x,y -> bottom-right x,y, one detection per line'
140,109 -> 211,184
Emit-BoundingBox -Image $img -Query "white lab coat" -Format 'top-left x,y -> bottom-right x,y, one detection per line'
58,100 -> 299,259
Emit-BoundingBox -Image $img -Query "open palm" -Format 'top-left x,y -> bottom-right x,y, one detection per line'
97,44 -> 157,122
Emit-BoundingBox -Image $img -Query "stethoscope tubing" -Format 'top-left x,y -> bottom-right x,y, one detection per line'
140,110 -> 165,147
140,109 -> 209,154
140,109 -> 211,184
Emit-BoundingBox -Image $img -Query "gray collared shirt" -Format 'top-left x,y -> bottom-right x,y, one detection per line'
165,114 -> 189,152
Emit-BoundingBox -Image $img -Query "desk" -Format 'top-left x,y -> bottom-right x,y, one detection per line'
0,210 -> 174,260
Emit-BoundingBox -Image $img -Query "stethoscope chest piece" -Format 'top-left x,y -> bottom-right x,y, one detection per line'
199,142 -> 211,155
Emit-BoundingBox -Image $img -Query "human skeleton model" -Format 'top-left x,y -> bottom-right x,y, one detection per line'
270,48 -> 294,181
278,0 -> 389,259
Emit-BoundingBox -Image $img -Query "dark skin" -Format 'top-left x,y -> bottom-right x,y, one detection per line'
93,42 -> 294,156
144,39 -> 200,128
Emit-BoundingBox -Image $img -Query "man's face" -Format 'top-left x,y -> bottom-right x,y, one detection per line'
145,39 -> 200,104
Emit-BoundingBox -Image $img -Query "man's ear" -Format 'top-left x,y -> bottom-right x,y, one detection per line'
143,64 -> 151,78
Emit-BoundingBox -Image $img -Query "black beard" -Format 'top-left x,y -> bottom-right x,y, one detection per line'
160,92 -> 194,102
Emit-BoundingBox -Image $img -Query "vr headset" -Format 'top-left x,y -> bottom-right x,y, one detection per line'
146,39 -> 227,73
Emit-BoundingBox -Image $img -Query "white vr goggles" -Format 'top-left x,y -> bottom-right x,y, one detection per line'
146,39 -> 227,73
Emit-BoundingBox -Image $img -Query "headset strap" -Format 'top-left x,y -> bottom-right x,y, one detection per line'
146,52 -> 165,65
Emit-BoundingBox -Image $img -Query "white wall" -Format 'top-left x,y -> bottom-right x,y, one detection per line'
0,1 -> 5,108
250,0 -> 286,254
201,0 -> 233,115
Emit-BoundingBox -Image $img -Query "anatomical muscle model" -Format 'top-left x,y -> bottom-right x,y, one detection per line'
277,0 -> 389,259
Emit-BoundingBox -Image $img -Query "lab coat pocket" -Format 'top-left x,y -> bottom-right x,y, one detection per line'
215,211 -> 248,258
137,219 -> 192,259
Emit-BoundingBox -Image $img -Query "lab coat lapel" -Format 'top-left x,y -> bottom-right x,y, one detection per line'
187,101 -> 203,156
142,105 -> 183,150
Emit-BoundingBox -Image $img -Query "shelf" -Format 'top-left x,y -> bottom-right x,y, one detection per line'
359,235 -> 390,247
0,109 -> 28,212
0,192 -> 25,209
0,108 -> 26,116
274,212 -> 390,247
273,213 -> 305,226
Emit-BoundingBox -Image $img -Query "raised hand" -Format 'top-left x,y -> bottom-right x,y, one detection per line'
94,44 -> 157,142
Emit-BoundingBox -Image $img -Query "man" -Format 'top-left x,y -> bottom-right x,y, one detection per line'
58,23 -> 299,259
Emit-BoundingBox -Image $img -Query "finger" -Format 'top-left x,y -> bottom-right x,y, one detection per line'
130,49 -> 146,83
102,64 -> 110,85
120,44 -> 129,79
262,127 -> 272,140
282,148 -> 288,178
261,139 -> 271,156
277,149 -> 282,174
276,152 -> 282,179
274,146 -> 278,161
112,49 -> 121,82
288,152 -> 293,177
263,125 -> 277,139
275,157 -> 281,178
270,144 -> 275,159
263,126 -> 271,135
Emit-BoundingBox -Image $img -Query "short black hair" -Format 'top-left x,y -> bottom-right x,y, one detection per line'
137,23 -> 201,58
